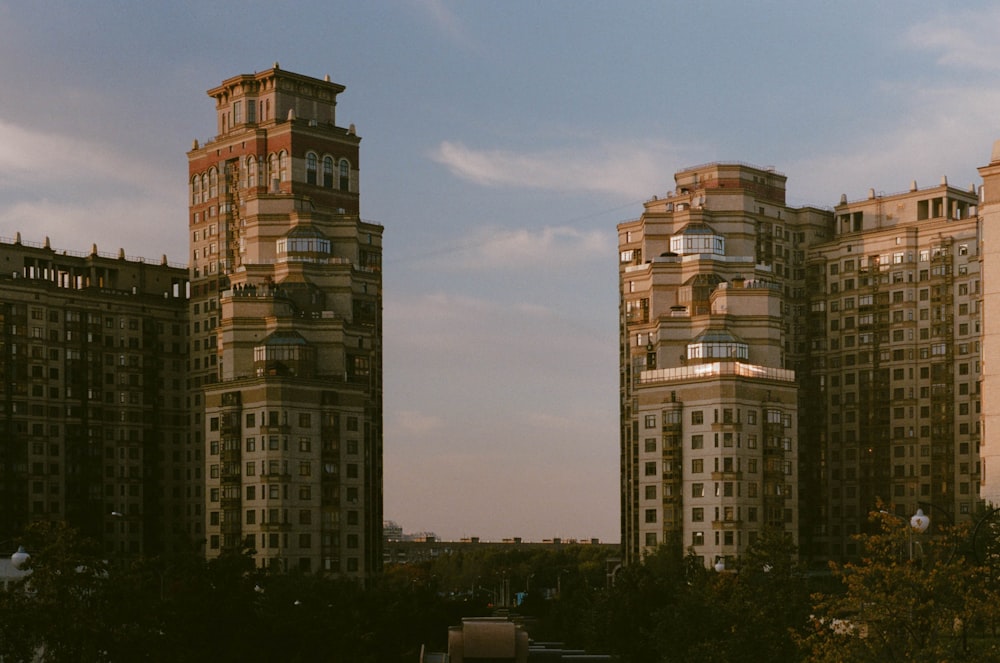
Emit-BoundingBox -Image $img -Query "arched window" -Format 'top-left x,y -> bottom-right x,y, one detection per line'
208,167 -> 218,199
323,156 -> 334,188
191,175 -> 201,205
306,153 -> 317,185
201,174 -> 209,203
247,156 -> 257,188
339,159 -> 350,191
268,153 -> 278,189
279,151 -> 289,183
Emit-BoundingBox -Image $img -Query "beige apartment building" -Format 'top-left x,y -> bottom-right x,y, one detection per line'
0,236 -> 189,556
188,66 -> 383,577
978,143 -> 1000,507
620,162 -> 986,567
808,180 -> 981,560
618,163 -> 830,566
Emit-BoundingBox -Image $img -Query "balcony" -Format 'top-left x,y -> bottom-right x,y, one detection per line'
711,422 -> 743,432
712,519 -> 743,530
640,362 -> 795,385
261,522 -> 291,532
261,472 -> 291,483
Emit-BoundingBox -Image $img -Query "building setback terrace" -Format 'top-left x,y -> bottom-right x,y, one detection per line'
639,361 -> 795,385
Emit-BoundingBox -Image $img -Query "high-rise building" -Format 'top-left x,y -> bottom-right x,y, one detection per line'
187,65 -> 383,577
977,145 -> 1000,506
619,162 -> 985,567
618,163 -> 829,567
0,236 -> 189,556
807,180 -> 981,560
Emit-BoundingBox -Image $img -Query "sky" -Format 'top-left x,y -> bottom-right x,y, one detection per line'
2,1 -> 1000,543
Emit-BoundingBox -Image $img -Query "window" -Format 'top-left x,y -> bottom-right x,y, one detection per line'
692,483 -> 704,498
645,415 -> 656,429
306,153 -> 318,185
323,156 -> 334,187
247,156 -> 257,188
644,509 -> 657,523
691,411 -> 704,425
692,507 -> 704,522
644,485 -> 656,500
692,531 -> 704,546
645,533 -> 657,547
691,458 -> 703,473
691,434 -> 703,449
644,438 -> 657,453
644,461 -> 657,476
339,159 -> 350,190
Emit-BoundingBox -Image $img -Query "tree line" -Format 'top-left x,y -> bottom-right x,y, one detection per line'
6,511 -> 1000,661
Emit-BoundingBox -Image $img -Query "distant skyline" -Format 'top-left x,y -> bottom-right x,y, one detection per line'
3,1 -> 1000,542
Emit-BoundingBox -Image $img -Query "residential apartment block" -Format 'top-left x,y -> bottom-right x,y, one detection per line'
619,162 -> 985,567
806,180 -> 980,560
188,66 -> 383,577
0,66 -> 384,579
0,236 -> 189,556
619,163 -> 829,567
977,143 -> 1000,507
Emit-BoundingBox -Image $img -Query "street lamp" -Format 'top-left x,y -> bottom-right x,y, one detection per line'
910,509 -> 930,534
11,546 -> 29,569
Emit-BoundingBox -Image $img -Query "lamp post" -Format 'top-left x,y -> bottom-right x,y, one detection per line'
10,546 -> 29,569
879,508 -> 933,562
908,508 -> 930,562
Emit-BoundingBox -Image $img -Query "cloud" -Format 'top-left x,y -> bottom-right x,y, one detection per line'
430,140 -> 678,198
413,224 -> 612,272
408,0 -> 479,52
0,118 -> 168,193
903,8 -> 1000,72
788,84 -> 1000,205
387,409 -> 445,438
0,117 -> 186,262
0,196 -> 187,265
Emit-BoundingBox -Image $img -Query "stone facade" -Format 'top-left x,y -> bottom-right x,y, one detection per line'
189,66 -> 383,578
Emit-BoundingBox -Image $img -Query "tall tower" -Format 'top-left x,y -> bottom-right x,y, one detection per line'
188,66 -> 383,578
979,145 -> 1000,507
618,163 -> 829,567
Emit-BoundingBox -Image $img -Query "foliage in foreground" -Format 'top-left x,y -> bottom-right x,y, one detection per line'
10,514 -> 1000,662
0,521 -> 466,663
800,507 -> 1000,662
